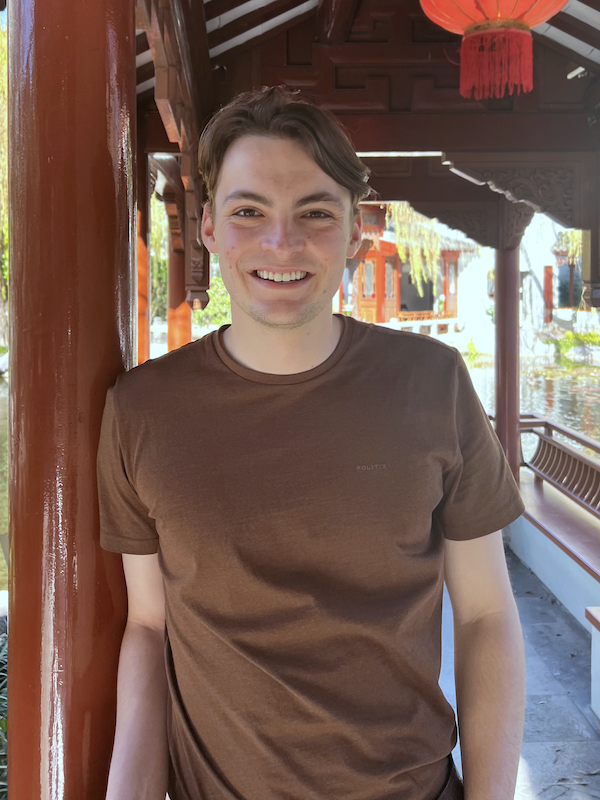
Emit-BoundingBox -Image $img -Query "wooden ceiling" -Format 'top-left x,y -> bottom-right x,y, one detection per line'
136,0 -> 600,105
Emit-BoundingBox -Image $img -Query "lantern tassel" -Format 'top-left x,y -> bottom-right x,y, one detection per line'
460,27 -> 533,100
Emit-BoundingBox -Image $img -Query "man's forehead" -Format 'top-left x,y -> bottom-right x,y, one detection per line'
215,135 -> 352,206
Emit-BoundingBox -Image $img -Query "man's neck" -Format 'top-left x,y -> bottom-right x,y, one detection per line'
222,310 -> 343,375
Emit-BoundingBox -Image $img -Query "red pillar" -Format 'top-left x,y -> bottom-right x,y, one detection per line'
375,254 -> 385,323
495,248 -> 521,480
543,265 -> 553,322
137,145 -> 151,365
8,0 -> 134,797
394,262 -> 401,317
168,242 -> 192,351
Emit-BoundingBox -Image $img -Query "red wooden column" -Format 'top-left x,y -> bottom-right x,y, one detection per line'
168,241 -> 192,351
9,0 -> 134,797
394,262 -> 401,317
495,247 -> 521,480
543,265 -> 553,323
137,141 -> 151,365
375,253 -> 386,323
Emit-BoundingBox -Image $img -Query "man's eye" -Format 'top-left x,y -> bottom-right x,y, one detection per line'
304,210 -> 331,219
234,208 -> 261,217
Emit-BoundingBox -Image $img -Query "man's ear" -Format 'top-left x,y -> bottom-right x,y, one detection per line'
346,212 -> 362,258
201,205 -> 218,253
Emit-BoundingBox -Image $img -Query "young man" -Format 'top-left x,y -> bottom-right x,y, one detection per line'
98,87 -> 526,800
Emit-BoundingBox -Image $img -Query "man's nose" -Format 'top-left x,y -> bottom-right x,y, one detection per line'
261,218 -> 305,258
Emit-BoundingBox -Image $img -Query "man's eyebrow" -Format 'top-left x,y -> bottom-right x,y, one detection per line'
222,190 -> 273,206
221,189 -> 346,210
295,192 -> 345,210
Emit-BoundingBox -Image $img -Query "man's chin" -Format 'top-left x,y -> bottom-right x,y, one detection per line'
246,302 -> 323,331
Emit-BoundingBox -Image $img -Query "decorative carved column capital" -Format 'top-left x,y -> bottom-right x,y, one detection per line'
499,199 -> 536,251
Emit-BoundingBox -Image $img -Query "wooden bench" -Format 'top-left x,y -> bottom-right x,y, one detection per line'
515,414 -> 600,722
518,413 -> 600,583
521,413 -> 600,520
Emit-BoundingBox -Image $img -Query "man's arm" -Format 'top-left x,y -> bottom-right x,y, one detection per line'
105,553 -> 169,800
444,530 -> 526,800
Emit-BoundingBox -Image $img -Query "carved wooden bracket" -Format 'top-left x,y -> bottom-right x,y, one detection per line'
136,0 -> 213,310
412,198 -> 534,250
181,151 -> 210,310
442,152 -> 598,230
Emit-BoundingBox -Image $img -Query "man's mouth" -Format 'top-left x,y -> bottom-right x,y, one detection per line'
253,270 -> 309,283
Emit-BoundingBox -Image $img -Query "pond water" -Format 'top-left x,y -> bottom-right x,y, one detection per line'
467,360 -> 600,463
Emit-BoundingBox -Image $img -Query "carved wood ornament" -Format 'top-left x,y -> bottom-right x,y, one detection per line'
136,0 -> 213,309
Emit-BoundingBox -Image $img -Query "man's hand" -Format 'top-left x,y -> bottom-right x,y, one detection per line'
445,531 -> 526,800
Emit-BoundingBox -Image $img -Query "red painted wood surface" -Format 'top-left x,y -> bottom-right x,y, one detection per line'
8,0 -> 134,796
168,243 -> 192,351
443,253 -> 459,317
394,264 -> 401,317
375,253 -> 386,323
543,265 -> 554,323
495,248 -> 521,480
138,148 -> 151,365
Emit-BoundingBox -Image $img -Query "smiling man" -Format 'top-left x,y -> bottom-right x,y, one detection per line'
98,88 -> 526,800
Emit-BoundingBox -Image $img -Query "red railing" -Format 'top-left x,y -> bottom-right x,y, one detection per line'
395,310 -> 456,321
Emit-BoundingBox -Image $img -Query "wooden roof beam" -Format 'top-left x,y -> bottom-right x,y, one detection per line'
316,0 -> 361,44
573,0 -> 600,13
171,0 -> 214,120
552,10 -> 600,50
342,112 -> 599,153
208,0 -> 309,51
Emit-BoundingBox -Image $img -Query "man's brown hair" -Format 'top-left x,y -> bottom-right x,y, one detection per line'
198,86 -> 372,213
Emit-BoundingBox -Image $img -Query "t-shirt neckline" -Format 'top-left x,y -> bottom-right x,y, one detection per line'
213,314 -> 354,385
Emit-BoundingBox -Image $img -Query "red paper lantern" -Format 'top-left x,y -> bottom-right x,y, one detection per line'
419,0 -> 569,99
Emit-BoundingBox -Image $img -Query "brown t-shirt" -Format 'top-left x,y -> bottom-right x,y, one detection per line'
98,316 -> 524,800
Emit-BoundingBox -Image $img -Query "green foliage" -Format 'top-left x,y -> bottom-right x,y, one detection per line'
386,202 -> 441,298
0,632 -> 6,799
542,331 -> 600,356
192,265 -> 231,329
150,194 -> 168,321
466,338 -> 480,363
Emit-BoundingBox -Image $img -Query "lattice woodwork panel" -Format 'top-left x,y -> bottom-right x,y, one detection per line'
257,0 -> 589,115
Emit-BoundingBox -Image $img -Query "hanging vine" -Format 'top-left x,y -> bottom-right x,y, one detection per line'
385,202 -> 441,297
555,228 -> 582,262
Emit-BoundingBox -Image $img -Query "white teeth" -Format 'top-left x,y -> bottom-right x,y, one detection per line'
256,270 -> 308,282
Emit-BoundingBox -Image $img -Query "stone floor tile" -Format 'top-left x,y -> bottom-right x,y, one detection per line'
526,651 -> 569,696
524,695 -> 599,742
524,623 -> 591,696
517,742 -> 600,799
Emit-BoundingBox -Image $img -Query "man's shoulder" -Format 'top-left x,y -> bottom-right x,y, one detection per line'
346,317 -> 459,366
110,333 -> 217,405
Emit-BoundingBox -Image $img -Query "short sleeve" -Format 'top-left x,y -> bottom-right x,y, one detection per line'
437,352 -> 524,540
97,386 -> 159,554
